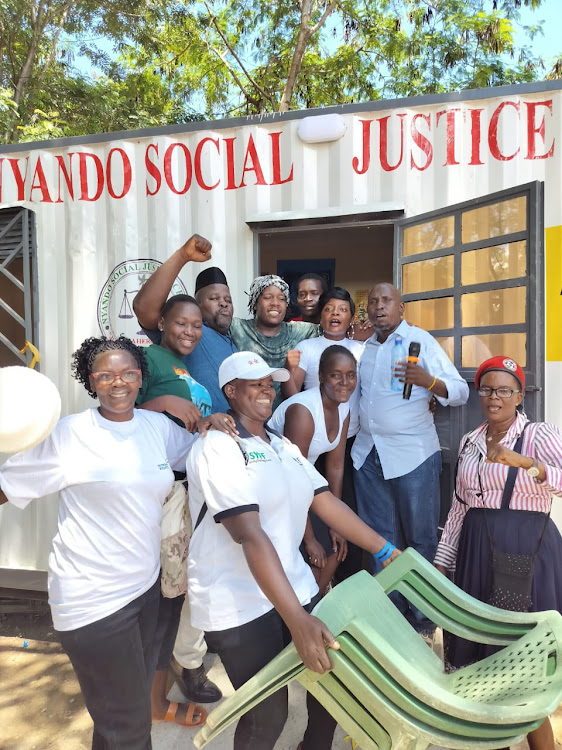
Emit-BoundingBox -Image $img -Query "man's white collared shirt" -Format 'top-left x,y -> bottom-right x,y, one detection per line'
351,320 -> 469,479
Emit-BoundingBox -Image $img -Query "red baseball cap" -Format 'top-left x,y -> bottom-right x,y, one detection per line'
474,356 -> 525,391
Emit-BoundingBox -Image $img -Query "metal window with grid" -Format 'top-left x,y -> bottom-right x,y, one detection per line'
394,181 -> 544,522
0,207 -> 38,368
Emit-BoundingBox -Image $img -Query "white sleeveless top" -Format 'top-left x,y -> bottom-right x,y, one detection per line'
294,336 -> 364,436
269,387 -> 350,466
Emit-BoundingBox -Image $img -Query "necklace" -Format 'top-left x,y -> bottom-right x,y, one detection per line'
486,428 -> 509,443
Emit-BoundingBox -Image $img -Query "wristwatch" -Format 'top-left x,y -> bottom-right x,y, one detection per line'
526,458 -> 540,478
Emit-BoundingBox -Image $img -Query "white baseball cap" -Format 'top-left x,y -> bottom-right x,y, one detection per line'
218,352 -> 290,388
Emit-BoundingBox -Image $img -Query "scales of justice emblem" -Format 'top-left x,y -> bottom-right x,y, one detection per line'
97,259 -> 187,346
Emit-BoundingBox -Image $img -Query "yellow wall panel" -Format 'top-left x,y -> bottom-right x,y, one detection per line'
546,226 -> 562,362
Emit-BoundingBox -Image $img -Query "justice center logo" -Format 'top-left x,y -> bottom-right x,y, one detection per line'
97,259 -> 187,346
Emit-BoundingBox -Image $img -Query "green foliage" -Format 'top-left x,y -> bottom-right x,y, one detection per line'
0,0 -> 558,143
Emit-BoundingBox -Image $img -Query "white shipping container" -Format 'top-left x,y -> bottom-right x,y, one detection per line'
1,79 -> 561,589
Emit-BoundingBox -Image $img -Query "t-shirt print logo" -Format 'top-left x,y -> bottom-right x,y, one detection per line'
158,461 -> 170,470
247,451 -> 270,463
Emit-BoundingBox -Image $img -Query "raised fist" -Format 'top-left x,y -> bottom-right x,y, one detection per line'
180,234 -> 212,263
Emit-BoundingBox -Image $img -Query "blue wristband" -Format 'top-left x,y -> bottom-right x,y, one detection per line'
374,542 -> 391,560
379,544 -> 395,563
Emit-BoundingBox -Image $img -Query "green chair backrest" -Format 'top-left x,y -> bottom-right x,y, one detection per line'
195,549 -> 562,750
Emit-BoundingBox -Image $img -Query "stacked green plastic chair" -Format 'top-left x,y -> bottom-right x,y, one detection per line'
195,548 -> 562,750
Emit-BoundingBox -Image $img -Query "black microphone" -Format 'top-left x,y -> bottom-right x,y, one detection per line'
403,341 -> 421,400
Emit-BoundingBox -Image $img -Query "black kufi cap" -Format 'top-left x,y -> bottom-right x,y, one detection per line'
195,266 -> 228,294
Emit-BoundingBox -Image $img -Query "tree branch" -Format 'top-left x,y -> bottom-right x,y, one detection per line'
310,0 -> 338,35
279,0 -> 338,112
205,39 -> 261,108
38,0 -> 72,84
205,1 -> 274,106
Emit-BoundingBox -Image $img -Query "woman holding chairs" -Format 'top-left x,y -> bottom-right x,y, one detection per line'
185,350 -> 400,750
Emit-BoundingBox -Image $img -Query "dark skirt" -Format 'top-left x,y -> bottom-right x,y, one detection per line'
445,507 -> 562,668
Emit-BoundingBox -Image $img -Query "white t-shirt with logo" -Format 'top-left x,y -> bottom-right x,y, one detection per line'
0,408 -> 194,631
186,427 -> 328,631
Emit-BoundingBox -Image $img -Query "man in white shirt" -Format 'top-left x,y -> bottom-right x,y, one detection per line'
352,283 -> 469,635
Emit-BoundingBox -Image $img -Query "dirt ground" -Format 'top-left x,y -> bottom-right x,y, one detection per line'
0,609 -> 91,750
1,608 -> 562,750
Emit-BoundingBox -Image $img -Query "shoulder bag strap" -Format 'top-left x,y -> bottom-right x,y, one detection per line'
500,421 -> 531,510
492,421 -> 549,559
192,437 -> 249,533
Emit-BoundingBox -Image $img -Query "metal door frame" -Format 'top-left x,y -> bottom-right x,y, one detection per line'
0,207 -> 38,366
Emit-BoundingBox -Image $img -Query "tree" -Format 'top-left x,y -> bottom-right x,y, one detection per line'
0,0 -> 557,143
117,0 -> 551,117
0,0 -> 191,141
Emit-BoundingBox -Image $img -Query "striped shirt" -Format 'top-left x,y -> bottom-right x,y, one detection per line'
434,412 -> 562,571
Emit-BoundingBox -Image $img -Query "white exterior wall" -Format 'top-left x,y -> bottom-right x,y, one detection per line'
1,82 -> 561,579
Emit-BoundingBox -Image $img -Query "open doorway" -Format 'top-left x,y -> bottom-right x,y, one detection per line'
258,222 -> 395,320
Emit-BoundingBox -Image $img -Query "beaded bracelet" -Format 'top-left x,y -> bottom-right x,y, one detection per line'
379,544 -> 395,563
427,376 -> 437,391
374,542 -> 391,560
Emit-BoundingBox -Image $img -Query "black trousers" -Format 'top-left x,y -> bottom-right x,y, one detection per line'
205,600 -> 337,750
57,579 -> 160,750
155,592 -> 184,671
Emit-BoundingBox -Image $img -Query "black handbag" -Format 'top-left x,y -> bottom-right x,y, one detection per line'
483,424 -> 549,612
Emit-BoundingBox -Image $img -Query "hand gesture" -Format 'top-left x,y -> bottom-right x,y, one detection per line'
180,234 -> 212,263
159,395 -> 202,431
303,537 -> 327,569
197,412 -> 239,438
287,609 -> 340,674
393,360 -> 433,390
349,319 -> 374,342
329,529 -> 348,562
284,350 -> 301,372
486,442 -> 525,468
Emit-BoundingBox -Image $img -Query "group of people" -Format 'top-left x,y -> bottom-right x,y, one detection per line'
1,232 -> 561,750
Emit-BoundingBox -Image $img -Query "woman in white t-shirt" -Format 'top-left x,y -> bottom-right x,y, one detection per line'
0,336 -> 196,750
269,345 -> 357,591
186,351 -> 400,750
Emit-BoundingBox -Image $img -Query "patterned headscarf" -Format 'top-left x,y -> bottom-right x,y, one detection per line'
247,274 -> 290,315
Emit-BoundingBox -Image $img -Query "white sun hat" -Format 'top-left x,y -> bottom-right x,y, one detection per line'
0,366 -> 61,454
218,352 -> 290,388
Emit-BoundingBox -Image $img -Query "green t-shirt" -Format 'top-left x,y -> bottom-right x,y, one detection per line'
229,318 -> 319,409
137,344 -> 212,426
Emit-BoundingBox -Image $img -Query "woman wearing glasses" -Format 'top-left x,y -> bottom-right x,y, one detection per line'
0,336 -> 196,749
435,356 -> 562,750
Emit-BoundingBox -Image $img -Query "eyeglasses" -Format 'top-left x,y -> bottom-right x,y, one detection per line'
477,386 -> 520,399
90,369 -> 141,385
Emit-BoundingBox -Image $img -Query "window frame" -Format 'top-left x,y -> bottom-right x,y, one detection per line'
394,181 -> 544,412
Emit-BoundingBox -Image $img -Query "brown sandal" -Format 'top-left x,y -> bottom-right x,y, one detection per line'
160,700 -> 207,727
